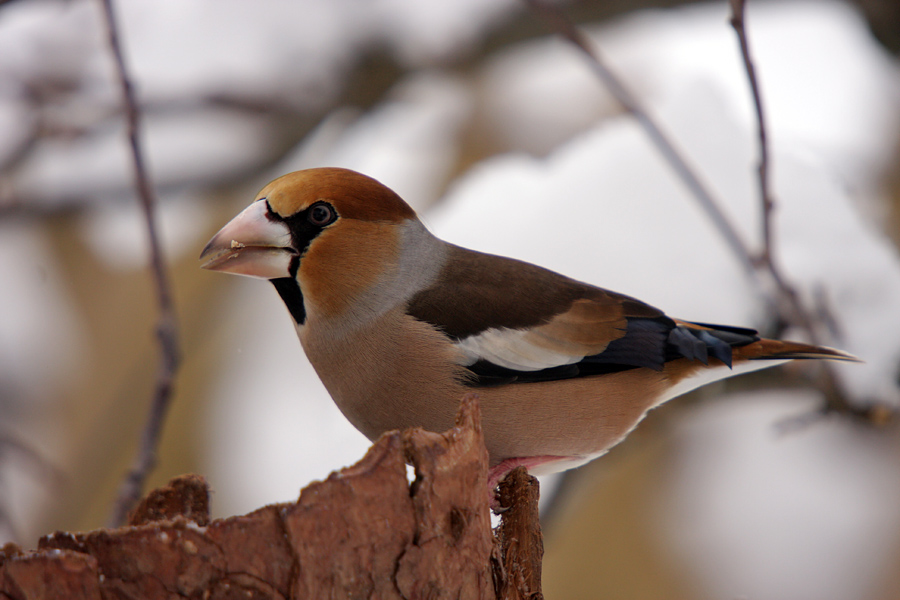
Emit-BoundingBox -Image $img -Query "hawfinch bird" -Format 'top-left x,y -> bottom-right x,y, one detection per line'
201,168 -> 856,490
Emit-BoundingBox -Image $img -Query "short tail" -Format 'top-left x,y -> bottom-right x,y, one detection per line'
671,319 -> 861,366
734,338 -> 861,363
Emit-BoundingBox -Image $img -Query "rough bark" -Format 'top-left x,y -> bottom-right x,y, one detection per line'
0,395 -> 543,600
494,468 -> 544,600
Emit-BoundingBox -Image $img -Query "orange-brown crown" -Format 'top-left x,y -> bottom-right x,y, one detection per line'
257,168 -> 417,223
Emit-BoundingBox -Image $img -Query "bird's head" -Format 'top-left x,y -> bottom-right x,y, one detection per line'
200,167 -> 431,323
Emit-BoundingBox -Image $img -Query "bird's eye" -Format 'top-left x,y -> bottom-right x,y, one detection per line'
308,203 -> 336,226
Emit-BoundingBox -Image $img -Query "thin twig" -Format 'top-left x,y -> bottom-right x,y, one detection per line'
523,0 -> 758,278
728,0 -> 863,416
99,0 -> 181,527
729,0 -> 773,262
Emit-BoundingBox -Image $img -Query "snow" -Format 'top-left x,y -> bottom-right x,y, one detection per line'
770,156 -> 900,404
12,107 -> 276,207
0,0 -> 99,84
271,72 -> 474,211
478,36 -> 648,156
374,0 -> 518,65
479,0 -> 900,195
109,0 -> 363,105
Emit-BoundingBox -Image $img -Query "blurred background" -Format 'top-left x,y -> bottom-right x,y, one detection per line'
2,0 -> 900,598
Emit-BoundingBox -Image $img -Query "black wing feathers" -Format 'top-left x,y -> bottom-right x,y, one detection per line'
464,318 -> 760,387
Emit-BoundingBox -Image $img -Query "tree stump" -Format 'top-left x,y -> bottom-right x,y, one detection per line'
0,395 -> 543,599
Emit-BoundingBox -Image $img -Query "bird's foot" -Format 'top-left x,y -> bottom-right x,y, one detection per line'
487,455 -> 564,513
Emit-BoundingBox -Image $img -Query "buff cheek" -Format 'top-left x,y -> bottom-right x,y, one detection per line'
298,221 -> 400,319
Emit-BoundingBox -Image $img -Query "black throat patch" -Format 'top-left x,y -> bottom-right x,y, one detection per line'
263,198 -> 338,327
270,277 -> 306,325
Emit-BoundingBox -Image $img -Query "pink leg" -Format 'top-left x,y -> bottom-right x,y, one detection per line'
487,455 -> 566,511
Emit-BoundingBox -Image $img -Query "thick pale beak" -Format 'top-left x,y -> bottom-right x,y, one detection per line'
200,200 -> 295,279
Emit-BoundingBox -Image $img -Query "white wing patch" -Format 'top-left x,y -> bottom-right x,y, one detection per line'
455,327 -> 586,371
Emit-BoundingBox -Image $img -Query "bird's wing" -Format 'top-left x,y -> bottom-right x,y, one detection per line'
453,296 -> 654,370
405,245 -> 759,385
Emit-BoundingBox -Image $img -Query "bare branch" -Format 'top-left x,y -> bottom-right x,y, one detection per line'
727,0 -> 870,417
523,0 -> 758,278
98,0 -> 181,527
729,0 -> 773,261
